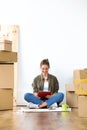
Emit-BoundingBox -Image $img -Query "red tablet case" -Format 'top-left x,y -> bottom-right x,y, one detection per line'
38,91 -> 51,100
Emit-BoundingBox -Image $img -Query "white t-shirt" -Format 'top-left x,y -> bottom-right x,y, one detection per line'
43,80 -> 49,91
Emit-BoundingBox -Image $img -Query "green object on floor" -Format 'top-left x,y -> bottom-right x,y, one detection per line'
62,104 -> 69,111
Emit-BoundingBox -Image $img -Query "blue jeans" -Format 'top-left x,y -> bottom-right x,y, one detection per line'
24,92 -> 64,107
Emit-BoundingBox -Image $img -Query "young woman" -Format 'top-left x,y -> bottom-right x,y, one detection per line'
24,59 -> 64,108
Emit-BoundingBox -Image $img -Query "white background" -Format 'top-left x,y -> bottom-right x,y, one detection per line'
0,0 -> 87,105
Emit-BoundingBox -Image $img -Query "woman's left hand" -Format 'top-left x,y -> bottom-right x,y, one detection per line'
45,95 -> 51,99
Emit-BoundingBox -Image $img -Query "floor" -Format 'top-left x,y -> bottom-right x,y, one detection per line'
0,107 -> 87,130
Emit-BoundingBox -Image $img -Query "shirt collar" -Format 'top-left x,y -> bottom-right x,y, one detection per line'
41,74 -> 49,80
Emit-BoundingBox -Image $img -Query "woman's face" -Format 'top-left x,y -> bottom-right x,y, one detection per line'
40,64 -> 49,76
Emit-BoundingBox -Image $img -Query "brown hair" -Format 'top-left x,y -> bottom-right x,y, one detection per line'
40,59 -> 50,68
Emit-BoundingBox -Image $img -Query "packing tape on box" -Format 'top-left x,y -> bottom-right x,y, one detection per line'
74,79 -> 87,84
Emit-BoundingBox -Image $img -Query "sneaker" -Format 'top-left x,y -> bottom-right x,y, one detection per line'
49,103 -> 57,109
27,102 -> 39,109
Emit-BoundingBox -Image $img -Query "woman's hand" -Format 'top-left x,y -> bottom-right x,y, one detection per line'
34,92 -> 38,97
46,93 -> 57,99
34,92 -> 41,99
45,95 -> 51,99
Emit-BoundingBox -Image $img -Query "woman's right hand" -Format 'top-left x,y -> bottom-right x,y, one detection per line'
34,92 -> 38,97
34,92 -> 41,99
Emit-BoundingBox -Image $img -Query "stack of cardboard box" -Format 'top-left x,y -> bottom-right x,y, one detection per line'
0,39 -> 17,110
66,69 -> 87,117
0,25 -> 19,109
73,70 -> 87,117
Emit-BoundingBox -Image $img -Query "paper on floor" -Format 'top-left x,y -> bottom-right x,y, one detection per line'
16,107 -> 71,113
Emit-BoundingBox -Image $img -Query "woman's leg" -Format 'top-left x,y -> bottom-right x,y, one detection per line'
24,93 -> 43,105
39,92 -> 64,108
46,92 -> 64,107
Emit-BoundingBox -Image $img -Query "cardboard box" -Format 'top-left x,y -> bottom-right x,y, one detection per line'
78,96 -> 87,117
75,84 -> 87,95
0,40 -> 12,51
73,70 -> 87,80
0,89 -> 13,110
65,83 -> 83,91
0,51 -> 17,62
66,91 -> 78,108
0,63 -> 14,88
65,84 -> 75,91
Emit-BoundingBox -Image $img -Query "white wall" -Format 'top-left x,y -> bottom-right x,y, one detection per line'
0,0 -> 87,105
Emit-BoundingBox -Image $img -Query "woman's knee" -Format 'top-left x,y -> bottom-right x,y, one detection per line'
57,92 -> 64,101
60,92 -> 64,99
24,93 -> 31,101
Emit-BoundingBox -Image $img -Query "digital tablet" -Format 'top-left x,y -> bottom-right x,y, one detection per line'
38,91 -> 51,100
